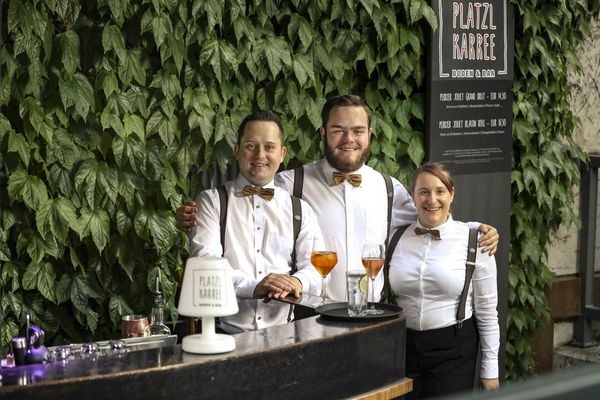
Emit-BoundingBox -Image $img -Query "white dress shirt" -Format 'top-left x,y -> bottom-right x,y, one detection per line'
276,159 -> 416,301
189,175 -> 323,333
388,216 -> 500,379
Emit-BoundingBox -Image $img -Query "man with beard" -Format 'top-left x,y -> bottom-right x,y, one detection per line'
177,95 -> 499,302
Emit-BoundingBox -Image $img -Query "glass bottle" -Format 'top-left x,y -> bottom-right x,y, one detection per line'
144,275 -> 171,336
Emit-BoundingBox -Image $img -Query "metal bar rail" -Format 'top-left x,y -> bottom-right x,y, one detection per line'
573,154 -> 600,347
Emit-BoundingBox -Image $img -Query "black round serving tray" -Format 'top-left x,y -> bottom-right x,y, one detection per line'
315,302 -> 403,322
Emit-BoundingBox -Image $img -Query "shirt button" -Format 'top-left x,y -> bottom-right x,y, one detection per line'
257,227 -> 261,230
258,271 -> 263,274
256,205 -> 260,209
257,316 -> 262,320
257,249 -> 260,253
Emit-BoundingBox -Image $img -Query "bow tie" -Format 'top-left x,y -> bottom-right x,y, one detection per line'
242,185 -> 274,201
414,227 -> 441,240
332,171 -> 362,187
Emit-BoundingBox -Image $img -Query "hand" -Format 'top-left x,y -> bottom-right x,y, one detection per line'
176,201 -> 198,233
253,274 -> 302,301
480,378 -> 499,390
478,224 -> 499,255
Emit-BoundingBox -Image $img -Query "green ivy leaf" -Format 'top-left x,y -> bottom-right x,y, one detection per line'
264,35 -> 292,78
85,308 -> 99,332
118,170 -> 145,206
36,197 -> 79,242
16,231 -> 58,263
0,320 -> 19,350
356,42 -> 376,75
0,261 -> 19,290
47,163 -> 74,197
0,230 -> 11,262
102,24 -> 127,62
108,294 -> 134,327
54,30 -> 80,74
134,209 -> 177,253
59,73 -> 95,120
407,133 -> 424,165
69,273 -> 92,313
292,53 -> 314,87
7,169 -> 49,209
151,11 -> 173,49
101,110 -> 125,138
23,261 -> 56,303
78,208 -> 110,253
8,131 -> 30,168
116,209 -> 132,236
21,97 -> 53,143
75,159 -> 118,208
56,273 -> 71,304
111,239 -> 136,281
4,290 -> 23,317
124,113 -> 146,141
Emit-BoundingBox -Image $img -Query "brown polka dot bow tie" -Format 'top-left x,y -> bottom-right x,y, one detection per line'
332,171 -> 362,187
242,185 -> 274,201
414,227 -> 441,240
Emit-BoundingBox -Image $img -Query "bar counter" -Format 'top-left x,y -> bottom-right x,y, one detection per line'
0,314 -> 409,399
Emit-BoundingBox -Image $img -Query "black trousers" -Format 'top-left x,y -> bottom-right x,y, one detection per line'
405,318 -> 479,399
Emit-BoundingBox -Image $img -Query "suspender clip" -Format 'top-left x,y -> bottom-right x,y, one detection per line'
457,319 -> 464,328
465,261 -> 476,267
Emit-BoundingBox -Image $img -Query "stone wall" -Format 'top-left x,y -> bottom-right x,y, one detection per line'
548,17 -> 600,347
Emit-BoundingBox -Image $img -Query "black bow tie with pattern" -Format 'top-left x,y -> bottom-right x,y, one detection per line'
242,185 -> 274,201
332,171 -> 362,187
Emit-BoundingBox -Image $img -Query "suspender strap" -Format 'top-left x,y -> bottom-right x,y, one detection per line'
381,173 -> 393,248
293,166 -> 304,199
287,195 -> 302,322
216,184 -> 228,256
457,228 -> 478,327
290,195 -> 302,273
381,224 -> 410,304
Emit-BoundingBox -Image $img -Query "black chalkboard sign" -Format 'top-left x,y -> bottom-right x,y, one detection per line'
427,0 -> 514,174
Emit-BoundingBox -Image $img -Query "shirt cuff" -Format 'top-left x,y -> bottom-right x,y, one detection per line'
480,357 -> 499,379
236,278 -> 261,300
292,272 -> 310,294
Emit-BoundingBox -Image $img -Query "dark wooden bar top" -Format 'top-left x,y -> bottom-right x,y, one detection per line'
0,314 -> 409,400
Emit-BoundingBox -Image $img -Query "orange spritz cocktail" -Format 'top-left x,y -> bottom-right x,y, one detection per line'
362,257 -> 384,279
311,251 -> 338,277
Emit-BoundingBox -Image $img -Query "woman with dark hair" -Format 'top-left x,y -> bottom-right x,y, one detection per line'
386,162 -> 500,398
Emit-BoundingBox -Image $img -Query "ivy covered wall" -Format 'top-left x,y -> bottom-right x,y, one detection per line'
0,0 -> 599,380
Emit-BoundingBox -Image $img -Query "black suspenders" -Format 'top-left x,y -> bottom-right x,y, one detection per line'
381,224 -> 479,328
293,165 -> 394,245
216,185 -> 302,267
457,228 -> 478,326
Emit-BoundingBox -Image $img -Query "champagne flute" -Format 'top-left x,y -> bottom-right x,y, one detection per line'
362,243 -> 385,315
311,236 -> 338,306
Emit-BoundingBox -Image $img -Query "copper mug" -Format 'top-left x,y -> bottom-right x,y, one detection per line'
121,315 -> 149,338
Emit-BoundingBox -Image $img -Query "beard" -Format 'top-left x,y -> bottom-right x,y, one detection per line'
323,135 -> 370,173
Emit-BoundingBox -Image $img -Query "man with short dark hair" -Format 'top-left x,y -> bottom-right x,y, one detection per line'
188,110 -> 322,333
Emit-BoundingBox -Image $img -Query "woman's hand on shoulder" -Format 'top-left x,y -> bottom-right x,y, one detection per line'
478,224 -> 499,255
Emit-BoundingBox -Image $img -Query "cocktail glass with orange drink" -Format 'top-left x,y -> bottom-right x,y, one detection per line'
362,243 -> 385,314
311,236 -> 338,306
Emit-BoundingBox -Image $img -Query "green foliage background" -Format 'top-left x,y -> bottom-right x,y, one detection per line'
0,0 -> 599,380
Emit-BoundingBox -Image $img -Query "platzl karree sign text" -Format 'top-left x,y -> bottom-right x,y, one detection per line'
428,0 -> 513,174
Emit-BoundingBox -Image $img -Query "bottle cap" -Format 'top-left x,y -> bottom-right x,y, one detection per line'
11,337 -> 26,349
